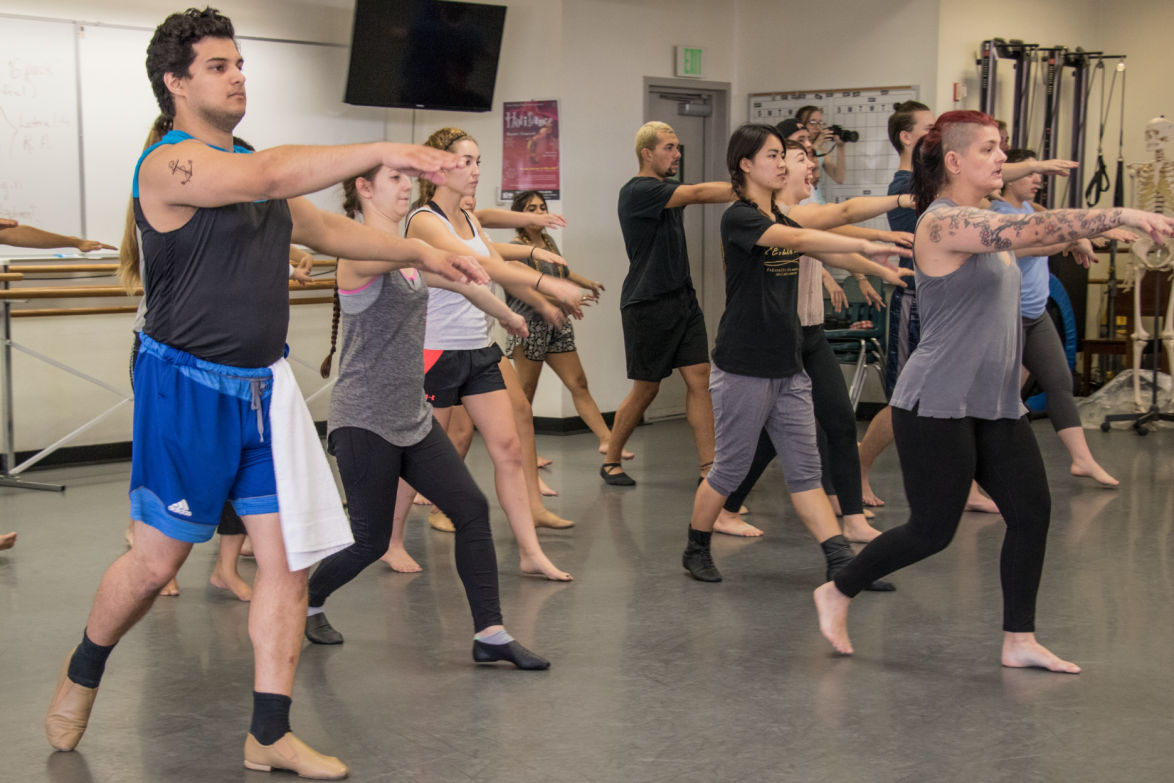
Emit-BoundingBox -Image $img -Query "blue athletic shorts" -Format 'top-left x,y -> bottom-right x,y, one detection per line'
129,333 -> 280,543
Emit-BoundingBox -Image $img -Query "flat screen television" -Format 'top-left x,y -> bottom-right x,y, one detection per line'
345,0 -> 507,112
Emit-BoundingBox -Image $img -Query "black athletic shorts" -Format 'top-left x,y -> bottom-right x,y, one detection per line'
423,345 -> 505,408
621,286 -> 709,381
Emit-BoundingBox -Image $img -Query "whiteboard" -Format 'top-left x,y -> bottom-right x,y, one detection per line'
0,17 -> 82,247
77,25 -> 387,246
749,86 -> 918,231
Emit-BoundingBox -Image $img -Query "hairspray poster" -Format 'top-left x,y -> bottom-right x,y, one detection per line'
501,100 -> 560,200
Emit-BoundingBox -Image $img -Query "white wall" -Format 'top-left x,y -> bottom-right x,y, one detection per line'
737,0 -> 940,109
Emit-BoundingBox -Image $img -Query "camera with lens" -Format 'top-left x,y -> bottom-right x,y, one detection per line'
827,124 -> 859,143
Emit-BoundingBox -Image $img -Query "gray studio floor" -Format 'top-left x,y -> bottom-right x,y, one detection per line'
2,417 -> 1173,782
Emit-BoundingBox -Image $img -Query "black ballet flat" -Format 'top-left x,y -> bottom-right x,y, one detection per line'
304,613 -> 344,645
600,463 -> 636,486
472,639 -> 550,670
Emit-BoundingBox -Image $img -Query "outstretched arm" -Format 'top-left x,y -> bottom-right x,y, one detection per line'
423,273 -> 529,337
811,251 -> 911,289
1002,158 -> 1078,183
407,211 -> 583,318
475,208 -> 566,231
289,198 -> 488,285
827,225 -> 914,247
665,181 -> 737,209
790,193 -> 913,229
758,224 -> 912,263
0,224 -> 115,252
919,205 -> 1174,256
139,140 -> 462,210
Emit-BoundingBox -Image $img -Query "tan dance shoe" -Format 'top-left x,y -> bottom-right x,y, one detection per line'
45,657 -> 98,751
244,732 -> 348,780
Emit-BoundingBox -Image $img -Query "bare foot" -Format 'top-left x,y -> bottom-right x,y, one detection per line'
1070,460 -> 1119,487
861,478 -> 885,507
240,536 -> 254,558
412,494 -> 432,506
536,455 -> 553,469
598,443 -> 635,460
534,508 -> 574,529
158,578 -> 180,597
965,489 -> 1000,514
0,532 -> 16,550
538,477 -> 559,497
737,505 -> 749,515
813,581 -> 853,654
209,566 -> 253,601
520,552 -> 573,581
428,508 -> 455,533
841,514 -> 882,544
714,510 -> 764,537
1002,632 -> 1080,673
863,508 -> 876,520
379,545 -> 423,573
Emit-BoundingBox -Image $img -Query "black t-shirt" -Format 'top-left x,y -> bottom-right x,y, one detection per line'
711,201 -> 803,378
887,169 -> 917,292
617,177 -> 690,308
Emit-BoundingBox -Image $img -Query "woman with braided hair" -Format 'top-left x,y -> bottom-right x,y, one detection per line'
302,163 -> 549,670
680,124 -> 909,584
813,110 -> 1174,671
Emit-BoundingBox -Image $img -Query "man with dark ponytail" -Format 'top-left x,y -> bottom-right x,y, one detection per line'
45,7 -> 487,779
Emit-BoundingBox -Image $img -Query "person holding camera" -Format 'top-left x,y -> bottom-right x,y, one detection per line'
796,105 -> 852,188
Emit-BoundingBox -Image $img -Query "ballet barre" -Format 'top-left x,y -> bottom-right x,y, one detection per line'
1,259 -> 336,492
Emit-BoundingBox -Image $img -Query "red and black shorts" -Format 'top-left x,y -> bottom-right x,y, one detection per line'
423,345 -> 506,408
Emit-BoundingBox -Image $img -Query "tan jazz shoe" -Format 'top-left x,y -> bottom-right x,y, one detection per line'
243,732 -> 348,780
45,657 -> 98,751
427,507 -> 455,533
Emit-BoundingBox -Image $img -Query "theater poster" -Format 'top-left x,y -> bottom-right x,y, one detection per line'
501,100 -> 560,201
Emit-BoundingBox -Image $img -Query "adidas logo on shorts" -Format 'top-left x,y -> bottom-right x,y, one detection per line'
168,499 -> 193,517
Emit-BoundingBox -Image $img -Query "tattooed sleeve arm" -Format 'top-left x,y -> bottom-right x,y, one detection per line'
920,206 -> 1133,255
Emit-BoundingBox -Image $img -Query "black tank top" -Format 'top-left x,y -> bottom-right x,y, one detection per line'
132,130 -> 292,367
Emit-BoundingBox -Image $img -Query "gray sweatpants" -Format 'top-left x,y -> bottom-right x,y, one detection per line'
1022,312 -> 1081,431
707,366 -> 823,496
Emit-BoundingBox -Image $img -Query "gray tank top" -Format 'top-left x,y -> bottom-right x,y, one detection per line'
328,268 -> 433,447
890,199 -> 1026,420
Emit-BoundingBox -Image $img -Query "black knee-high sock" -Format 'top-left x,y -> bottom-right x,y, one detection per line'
250,693 -> 292,745
66,630 -> 115,689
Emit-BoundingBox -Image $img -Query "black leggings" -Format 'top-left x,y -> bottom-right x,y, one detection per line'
833,408 -> 1051,632
307,422 -> 502,631
131,332 -> 245,537
723,326 -> 863,514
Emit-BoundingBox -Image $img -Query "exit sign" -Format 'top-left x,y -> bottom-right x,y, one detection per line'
675,45 -> 703,78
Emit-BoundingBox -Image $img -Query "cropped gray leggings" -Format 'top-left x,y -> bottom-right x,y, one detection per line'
1022,313 -> 1081,431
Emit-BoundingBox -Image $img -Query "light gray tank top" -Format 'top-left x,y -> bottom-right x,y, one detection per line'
890,198 -> 1026,420
328,268 -> 433,447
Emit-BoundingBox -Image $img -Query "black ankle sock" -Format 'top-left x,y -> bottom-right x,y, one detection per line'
687,527 -> 712,548
66,630 -> 115,689
250,692 -> 292,745
820,534 -> 853,569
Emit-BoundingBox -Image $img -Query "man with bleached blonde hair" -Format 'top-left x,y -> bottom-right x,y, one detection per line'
602,122 -> 734,490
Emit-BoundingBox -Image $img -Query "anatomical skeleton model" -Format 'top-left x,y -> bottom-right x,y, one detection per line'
1125,116 -> 1174,409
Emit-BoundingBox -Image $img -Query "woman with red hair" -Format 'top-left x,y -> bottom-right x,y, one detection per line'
813,111 -> 1174,673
